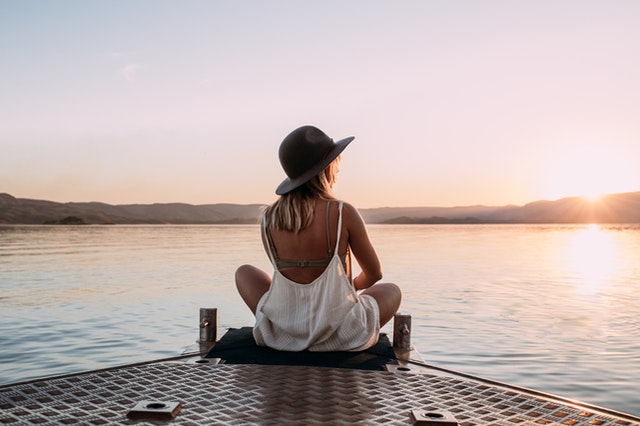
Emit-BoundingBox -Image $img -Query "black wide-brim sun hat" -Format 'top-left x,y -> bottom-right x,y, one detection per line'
275,125 -> 354,195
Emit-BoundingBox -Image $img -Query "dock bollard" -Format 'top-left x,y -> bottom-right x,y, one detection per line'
393,313 -> 412,351
199,308 -> 218,343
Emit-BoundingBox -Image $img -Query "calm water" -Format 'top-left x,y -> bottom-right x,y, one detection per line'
0,224 -> 639,416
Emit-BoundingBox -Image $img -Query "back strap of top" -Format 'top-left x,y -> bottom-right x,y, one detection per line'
264,201 -> 344,269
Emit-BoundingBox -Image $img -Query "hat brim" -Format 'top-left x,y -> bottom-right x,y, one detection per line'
275,136 -> 354,195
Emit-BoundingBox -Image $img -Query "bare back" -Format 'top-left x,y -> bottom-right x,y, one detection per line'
263,199 -> 350,284
262,198 -> 383,291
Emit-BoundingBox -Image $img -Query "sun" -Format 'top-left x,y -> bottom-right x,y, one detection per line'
539,143 -> 637,201
581,191 -> 604,203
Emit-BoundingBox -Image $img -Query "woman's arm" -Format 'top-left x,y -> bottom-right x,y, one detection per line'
343,202 -> 383,290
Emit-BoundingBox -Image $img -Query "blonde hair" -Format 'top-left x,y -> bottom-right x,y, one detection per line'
265,157 -> 340,233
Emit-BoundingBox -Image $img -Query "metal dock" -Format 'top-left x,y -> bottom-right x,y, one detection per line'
2,359 -> 639,425
1,311 -> 638,425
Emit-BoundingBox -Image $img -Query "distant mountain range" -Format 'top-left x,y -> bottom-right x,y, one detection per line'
0,193 -> 264,225
1,191 -> 640,225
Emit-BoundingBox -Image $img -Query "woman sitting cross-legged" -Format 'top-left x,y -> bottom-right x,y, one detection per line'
235,125 -> 402,352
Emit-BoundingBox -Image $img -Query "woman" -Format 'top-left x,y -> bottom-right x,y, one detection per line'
236,125 -> 402,352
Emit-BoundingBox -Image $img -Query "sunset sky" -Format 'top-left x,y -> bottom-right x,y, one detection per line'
1,1 -> 639,208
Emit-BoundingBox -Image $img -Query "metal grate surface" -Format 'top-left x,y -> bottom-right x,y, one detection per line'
1,362 -> 638,425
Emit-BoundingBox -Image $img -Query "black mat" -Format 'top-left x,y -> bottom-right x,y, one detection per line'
205,327 -> 397,371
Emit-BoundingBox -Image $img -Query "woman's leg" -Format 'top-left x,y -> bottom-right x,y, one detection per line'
235,264 -> 271,315
360,283 -> 402,327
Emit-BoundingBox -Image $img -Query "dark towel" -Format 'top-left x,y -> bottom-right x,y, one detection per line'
205,327 -> 397,371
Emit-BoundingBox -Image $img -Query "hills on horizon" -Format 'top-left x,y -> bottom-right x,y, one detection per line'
1,191 -> 640,225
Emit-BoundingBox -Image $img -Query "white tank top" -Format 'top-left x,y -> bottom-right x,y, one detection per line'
253,201 -> 380,352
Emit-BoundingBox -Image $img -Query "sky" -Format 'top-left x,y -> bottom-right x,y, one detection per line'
1,0 -> 639,208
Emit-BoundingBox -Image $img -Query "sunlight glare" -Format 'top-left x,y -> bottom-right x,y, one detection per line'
582,193 -> 603,203
540,141 -> 636,201
564,225 -> 617,294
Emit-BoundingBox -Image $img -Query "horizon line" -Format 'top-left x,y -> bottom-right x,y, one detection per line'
3,190 -> 640,210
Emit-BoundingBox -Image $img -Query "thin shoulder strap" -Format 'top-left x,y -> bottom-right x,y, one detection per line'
261,213 -> 278,267
325,201 -> 344,256
334,201 -> 344,254
325,201 -> 332,256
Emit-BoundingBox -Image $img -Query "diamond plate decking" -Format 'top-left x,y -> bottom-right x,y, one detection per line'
1,361 -> 638,425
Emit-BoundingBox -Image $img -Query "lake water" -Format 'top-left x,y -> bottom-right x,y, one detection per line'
0,224 -> 639,416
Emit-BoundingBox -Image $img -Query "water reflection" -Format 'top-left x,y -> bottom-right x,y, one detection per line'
564,224 -> 617,294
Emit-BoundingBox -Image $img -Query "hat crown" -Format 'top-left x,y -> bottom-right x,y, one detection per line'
275,125 -> 354,195
279,126 -> 334,179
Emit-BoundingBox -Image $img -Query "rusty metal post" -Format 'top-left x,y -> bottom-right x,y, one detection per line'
393,313 -> 412,351
199,308 -> 218,343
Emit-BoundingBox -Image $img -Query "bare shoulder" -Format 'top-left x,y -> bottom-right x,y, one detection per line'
340,201 -> 358,217
340,201 -> 365,227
